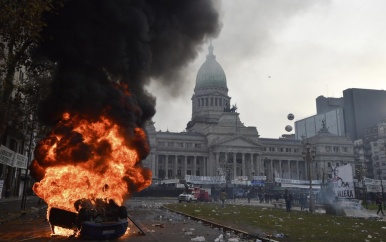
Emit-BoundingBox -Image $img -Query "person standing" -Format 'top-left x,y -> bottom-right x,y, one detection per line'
220,190 -> 227,208
299,193 -> 306,211
284,189 -> 293,212
375,193 -> 384,216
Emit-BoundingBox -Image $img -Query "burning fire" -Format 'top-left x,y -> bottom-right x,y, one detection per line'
30,112 -> 152,213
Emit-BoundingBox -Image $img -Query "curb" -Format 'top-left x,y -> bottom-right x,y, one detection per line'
161,205 -> 279,242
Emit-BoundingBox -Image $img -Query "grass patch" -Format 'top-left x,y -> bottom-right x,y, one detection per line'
164,203 -> 386,242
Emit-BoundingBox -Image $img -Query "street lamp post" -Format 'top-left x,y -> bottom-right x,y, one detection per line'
302,142 -> 316,212
377,169 -> 385,209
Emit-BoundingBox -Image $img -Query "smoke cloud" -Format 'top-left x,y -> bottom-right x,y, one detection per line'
35,0 -> 221,131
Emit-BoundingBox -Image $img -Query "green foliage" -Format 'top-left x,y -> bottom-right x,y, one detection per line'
0,0 -> 64,135
164,203 -> 385,242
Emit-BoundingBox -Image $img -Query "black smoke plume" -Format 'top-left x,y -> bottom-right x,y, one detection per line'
35,0 -> 221,132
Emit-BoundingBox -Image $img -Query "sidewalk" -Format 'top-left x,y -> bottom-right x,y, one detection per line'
0,195 -> 44,223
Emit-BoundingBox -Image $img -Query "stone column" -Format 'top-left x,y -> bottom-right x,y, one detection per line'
304,160 -> 308,180
165,155 -> 169,179
151,153 -> 156,177
233,153 -> 237,178
288,160 -> 292,179
296,160 -> 299,180
193,156 -> 197,176
173,155 -> 177,179
203,157 -> 207,176
279,160 -> 282,178
183,156 -> 187,177
216,152 -> 219,175
154,154 -> 159,178
242,153 -> 246,176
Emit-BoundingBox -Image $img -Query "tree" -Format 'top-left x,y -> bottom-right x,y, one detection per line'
0,0 -> 64,136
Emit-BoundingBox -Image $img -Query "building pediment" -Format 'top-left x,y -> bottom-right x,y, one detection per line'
212,135 -> 261,148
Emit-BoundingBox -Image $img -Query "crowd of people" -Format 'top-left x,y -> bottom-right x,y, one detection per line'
215,186 -> 385,217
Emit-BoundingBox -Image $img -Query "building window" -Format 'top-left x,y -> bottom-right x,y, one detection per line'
210,97 -> 213,106
158,142 -> 164,147
205,98 -> 208,106
328,162 -> 331,167
197,99 -> 200,107
333,146 -> 339,152
215,98 -> 218,106
325,146 -> 331,152
168,142 -> 173,147
342,147 -> 348,152
219,99 -> 223,107
286,148 -> 292,152
195,143 -> 202,148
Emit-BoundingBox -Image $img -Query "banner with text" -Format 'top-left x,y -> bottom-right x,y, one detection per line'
275,178 -> 322,184
0,145 -> 15,167
185,175 -> 226,184
331,164 -> 355,198
13,153 -> 28,169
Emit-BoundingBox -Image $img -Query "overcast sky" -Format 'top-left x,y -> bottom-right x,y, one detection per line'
146,0 -> 386,138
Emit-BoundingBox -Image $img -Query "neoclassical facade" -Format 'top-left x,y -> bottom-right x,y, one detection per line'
143,44 -> 355,184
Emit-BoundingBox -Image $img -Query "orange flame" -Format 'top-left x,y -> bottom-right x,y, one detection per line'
31,112 -> 152,213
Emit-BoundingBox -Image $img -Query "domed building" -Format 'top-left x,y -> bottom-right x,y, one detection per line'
144,43 -> 354,188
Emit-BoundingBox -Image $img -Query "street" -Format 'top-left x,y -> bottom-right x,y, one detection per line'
0,197 -> 233,242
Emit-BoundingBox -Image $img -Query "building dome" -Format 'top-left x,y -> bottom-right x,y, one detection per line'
195,43 -> 227,90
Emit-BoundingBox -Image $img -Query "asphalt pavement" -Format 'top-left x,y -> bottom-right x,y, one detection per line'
0,196 -> 252,242
0,196 -> 384,242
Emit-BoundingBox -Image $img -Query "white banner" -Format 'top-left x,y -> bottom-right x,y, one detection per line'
253,176 -> 266,181
236,176 -> 248,181
331,164 -> 355,198
364,178 -> 385,186
0,180 -> 3,199
13,153 -> 28,169
0,145 -> 15,167
366,184 -> 382,193
275,178 -> 322,184
185,175 -> 226,184
338,199 -> 362,209
231,180 -> 250,185
281,183 -> 321,189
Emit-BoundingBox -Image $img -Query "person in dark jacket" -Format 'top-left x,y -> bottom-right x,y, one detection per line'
375,193 -> 384,216
284,189 -> 293,212
220,190 -> 227,208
